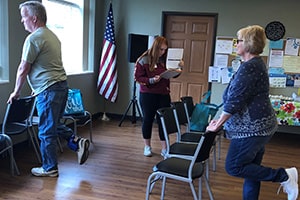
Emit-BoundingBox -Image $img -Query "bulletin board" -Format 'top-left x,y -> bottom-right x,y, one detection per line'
210,36 -> 300,88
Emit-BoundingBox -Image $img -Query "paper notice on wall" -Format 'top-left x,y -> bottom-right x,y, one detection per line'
268,49 -> 284,68
214,54 -> 229,67
285,38 -> 300,56
208,66 -> 221,83
215,39 -> 233,54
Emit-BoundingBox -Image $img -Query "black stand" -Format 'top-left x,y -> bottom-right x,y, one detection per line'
118,81 -> 143,126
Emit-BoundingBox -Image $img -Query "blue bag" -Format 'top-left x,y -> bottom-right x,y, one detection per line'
190,91 -> 223,132
64,89 -> 85,115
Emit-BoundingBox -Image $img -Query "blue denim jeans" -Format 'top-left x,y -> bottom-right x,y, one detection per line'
225,135 -> 288,200
36,81 -> 73,171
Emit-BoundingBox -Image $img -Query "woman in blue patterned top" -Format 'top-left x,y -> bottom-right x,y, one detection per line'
206,25 -> 298,200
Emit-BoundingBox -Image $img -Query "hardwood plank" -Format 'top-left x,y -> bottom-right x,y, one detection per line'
0,118 -> 299,199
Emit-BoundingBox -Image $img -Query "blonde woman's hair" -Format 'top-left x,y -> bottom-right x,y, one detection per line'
237,25 -> 266,55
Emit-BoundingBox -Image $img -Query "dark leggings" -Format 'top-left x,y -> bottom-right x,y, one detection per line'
139,92 -> 171,141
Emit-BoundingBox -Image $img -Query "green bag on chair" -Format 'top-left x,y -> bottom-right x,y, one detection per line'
190,91 -> 223,132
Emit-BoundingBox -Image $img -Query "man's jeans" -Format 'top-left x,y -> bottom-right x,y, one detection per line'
36,81 -> 72,171
225,135 -> 288,200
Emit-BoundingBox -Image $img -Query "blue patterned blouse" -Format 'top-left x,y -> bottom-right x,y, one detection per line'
223,57 -> 278,139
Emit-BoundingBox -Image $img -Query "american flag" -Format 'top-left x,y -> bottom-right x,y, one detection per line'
97,3 -> 118,102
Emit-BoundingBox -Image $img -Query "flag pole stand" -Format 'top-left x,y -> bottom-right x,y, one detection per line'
102,112 -> 110,121
118,81 -> 143,126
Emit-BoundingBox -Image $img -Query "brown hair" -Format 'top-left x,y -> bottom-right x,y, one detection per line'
136,36 -> 168,71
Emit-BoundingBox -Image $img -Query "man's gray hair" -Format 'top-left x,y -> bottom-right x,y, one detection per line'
19,1 -> 47,24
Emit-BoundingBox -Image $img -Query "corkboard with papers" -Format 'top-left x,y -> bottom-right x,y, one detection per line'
210,36 -> 300,87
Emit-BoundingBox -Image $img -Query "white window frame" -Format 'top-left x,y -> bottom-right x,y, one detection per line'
0,0 -> 9,82
42,0 -> 95,75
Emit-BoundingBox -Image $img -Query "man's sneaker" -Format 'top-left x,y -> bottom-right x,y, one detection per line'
31,167 -> 58,177
77,138 -> 90,165
144,146 -> 152,157
278,167 -> 298,200
160,149 -> 167,158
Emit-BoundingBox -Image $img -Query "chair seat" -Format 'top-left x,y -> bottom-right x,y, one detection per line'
169,142 -> 198,156
72,114 -> 91,126
155,157 -> 204,178
0,123 -> 27,135
180,132 -> 203,143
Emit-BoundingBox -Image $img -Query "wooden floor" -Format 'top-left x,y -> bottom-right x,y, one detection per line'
0,117 -> 299,200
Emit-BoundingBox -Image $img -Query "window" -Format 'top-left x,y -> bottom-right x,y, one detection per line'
42,0 -> 95,74
0,0 -> 8,82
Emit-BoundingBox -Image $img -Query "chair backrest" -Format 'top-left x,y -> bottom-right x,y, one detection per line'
171,101 -> 188,125
186,131 -> 218,178
3,96 -> 35,124
2,96 -> 35,133
157,107 -> 181,144
180,96 -> 195,117
196,131 -> 218,162
171,101 -> 191,132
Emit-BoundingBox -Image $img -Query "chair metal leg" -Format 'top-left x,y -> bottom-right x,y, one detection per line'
150,175 -> 162,192
28,128 -> 42,163
204,174 -> 214,200
146,173 -> 160,200
160,176 -> 166,200
189,181 -> 198,200
213,143 -> 217,172
57,137 -> 64,153
89,119 -> 93,143
198,177 -> 202,200
218,133 -> 221,160
5,138 -> 20,176
206,160 -> 209,180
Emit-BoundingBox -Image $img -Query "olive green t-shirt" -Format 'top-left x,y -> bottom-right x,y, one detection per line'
22,27 -> 67,95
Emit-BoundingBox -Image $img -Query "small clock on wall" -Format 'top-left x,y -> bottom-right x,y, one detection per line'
265,21 -> 285,41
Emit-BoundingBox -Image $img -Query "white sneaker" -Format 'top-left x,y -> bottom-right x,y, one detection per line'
77,138 -> 90,165
278,167 -> 298,200
144,146 -> 152,157
31,167 -> 58,177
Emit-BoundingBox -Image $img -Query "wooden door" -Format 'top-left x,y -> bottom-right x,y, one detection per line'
163,13 -> 217,103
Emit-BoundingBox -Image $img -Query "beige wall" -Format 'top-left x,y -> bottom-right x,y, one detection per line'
2,0 -> 300,120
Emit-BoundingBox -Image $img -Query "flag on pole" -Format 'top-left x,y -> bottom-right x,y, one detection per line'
97,3 -> 118,102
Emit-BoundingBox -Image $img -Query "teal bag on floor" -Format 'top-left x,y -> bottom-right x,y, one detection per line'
190,91 -> 223,132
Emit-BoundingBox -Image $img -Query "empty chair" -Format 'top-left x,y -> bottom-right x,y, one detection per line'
145,131 -> 218,200
0,96 -> 41,174
160,104 -> 214,179
171,101 -> 203,142
180,96 -> 195,131
157,106 -> 199,160
181,96 -> 223,172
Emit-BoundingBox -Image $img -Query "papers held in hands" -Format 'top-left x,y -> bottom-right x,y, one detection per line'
160,68 -> 182,79
160,48 -> 183,79
166,48 -> 184,69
